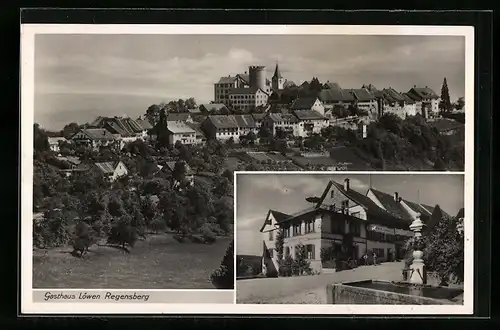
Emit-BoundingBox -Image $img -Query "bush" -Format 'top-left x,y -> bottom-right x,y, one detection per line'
210,240 -> 234,289
200,223 -> 217,244
107,216 -> 138,250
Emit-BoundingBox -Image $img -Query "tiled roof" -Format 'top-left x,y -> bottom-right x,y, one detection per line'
166,113 -> 191,122
380,88 -> 406,103
237,74 -> 250,84
402,93 -> 416,104
90,117 -> 145,136
319,88 -> 355,102
185,122 -> 205,136
251,113 -> 267,121
408,87 -> 439,100
136,119 -> 153,130
266,113 -> 299,123
369,188 -> 414,221
326,181 -> 403,223
291,97 -> 319,110
293,110 -> 326,120
260,209 -> 292,231
207,115 -> 239,129
217,76 -> 237,84
76,128 -> 116,141
402,199 -> 433,217
167,122 -> 196,134
94,162 -> 117,174
348,88 -> 376,101
56,156 -> 81,165
234,115 -> 257,128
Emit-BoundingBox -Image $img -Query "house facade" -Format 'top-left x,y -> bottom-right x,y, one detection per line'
406,86 -> 440,119
48,137 -> 67,153
167,122 -> 197,146
318,84 -> 356,108
262,113 -> 304,138
70,128 -> 119,150
201,115 -> 241,142
228,87 -> 269,111
87,161 -> 128,182
290,97 -> 325,116
348,88 -> 379,119
260,178 -> 445,274
292,110 -> 329,136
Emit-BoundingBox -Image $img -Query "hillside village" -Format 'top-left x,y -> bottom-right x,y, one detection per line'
32,62 -> 466,289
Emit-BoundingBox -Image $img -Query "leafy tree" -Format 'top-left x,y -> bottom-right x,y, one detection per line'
210,239 -> 234,289
212,176 -> 232,197
424,212 -> 464,284
61,122 -> 81,139
455,97 -> 465,111
439,77 -> 452,113
107,215 -> 138,250
293,243 -> 312,275
145,104 -> 163,126
34,123 -> 50,154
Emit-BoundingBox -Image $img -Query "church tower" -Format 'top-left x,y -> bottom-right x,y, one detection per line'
271,62 -> 285,91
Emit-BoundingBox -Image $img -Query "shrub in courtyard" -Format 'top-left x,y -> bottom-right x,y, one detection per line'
210,240 -> 234,289
293,244 -> 312,276
200,223 -> 217,244
279,255 -> 294,277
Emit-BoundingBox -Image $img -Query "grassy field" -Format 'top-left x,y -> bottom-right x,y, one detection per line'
33,234 -> 232,289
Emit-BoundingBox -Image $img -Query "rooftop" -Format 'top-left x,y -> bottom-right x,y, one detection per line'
293,110 -> 326,120
266,113 -> 299,123
74,128 -> 116,140
166,113 -> 191,122
167,122 -> 196,134
291,97 -> 320,110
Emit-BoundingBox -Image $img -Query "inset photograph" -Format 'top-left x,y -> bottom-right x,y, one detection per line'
236,172 -> 465,305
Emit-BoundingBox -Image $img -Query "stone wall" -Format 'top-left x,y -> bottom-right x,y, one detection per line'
326,281 -> 460,305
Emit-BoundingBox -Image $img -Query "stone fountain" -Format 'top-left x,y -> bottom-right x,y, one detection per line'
326,213 -> 463,304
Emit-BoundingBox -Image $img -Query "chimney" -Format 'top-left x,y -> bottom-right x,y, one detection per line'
425,86 -> 428,88
394,192 -> 399,202
344,178 -> 350,191
414,85 -> 416,88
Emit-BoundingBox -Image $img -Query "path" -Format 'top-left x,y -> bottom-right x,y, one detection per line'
236,262 -> 405,304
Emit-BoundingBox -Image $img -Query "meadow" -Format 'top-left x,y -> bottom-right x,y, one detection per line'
33,234 -> 232,289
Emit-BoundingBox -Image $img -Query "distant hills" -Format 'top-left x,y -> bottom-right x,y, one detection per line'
34,92 -> 173,131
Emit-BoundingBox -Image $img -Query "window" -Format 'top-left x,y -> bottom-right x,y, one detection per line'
285,246 -> 290,257
330,190 -> 335,198
306,244 -> 315,259
305,220 -> 315,234
341,200 -> 349,209
269,231 -> 273,241
293,224 -> 301,236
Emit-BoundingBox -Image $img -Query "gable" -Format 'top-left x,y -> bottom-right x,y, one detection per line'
259,210 -> 286,232
323,182 -> 361,210
71,131 -> 90,140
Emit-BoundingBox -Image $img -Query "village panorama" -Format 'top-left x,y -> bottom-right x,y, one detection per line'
33,62 -> 465,290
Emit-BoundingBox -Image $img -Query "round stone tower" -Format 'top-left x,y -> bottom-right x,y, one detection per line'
249,65 -> 266,91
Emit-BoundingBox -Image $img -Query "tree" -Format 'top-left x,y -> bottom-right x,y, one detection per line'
34,123 -> 50,154
423,212 -> 464,284
439,77 -> 452,113
293,244 -> 312,275
275,229 -> 285,275
145,104 -> 163,126
455,97 -> 465,111
210,239 -> 234,289
107,215 -> 138,250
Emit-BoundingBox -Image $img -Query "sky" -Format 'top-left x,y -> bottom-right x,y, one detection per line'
34,34 -> 465,130
236,173 -> 464,256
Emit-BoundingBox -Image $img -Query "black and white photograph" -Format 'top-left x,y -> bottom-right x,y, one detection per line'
235,172 -> 465,305
21,23 -> 474,314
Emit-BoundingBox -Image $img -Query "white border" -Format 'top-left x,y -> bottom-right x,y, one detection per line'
21,24 -> 474,315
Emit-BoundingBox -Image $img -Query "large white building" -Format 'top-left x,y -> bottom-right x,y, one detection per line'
228,87 -> 269,111
260,178 -> 450,275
